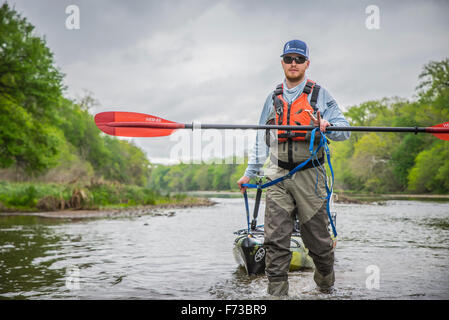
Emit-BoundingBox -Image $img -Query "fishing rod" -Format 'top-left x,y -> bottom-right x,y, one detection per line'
94,111 -> 449,141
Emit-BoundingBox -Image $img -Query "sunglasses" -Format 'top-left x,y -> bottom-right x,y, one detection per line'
282,55 -> 307,64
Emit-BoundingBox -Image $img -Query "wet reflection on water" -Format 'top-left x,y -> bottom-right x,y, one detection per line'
0,216 -> 68,298
0,199 -> 448,299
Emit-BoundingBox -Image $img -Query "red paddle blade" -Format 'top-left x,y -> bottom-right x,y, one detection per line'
428,122 -> 449,141
94,111 -> 182,137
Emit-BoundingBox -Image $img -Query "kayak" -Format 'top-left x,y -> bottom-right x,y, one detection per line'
232,226 -> 315,275
233,177 -> 337,276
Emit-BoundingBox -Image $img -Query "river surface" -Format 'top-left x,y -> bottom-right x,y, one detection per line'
0,198 -> 448,300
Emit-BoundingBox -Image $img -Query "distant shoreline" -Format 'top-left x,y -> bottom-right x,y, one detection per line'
335,193 -> 449,203
0,197 -> 216,219
186,191 -> 449,203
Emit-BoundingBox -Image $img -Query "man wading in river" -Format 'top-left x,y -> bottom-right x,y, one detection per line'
237,39 -> 350,296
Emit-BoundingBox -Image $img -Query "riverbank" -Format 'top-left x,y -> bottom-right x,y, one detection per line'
0,181 -> 216,214
0,196 -> 216,219
335,193 -> 449,203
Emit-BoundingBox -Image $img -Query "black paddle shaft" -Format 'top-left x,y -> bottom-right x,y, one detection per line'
184,123 -> 443,133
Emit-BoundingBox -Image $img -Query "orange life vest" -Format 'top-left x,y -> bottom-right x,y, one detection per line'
272,79 -> 321,142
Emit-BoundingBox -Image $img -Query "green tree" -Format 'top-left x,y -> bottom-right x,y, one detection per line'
416,58 -> 449,103
0,4 -> 152,185
408,141 -> 449,193
0,3 -> 65,172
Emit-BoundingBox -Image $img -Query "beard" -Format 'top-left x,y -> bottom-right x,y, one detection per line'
285,69 -> 305,83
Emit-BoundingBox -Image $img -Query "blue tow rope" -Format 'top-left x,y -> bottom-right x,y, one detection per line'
242,128 -> 337,238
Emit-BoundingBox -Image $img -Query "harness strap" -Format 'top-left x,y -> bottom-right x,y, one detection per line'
274,83 -> 283,96
303,80 -> 314,95
272,84 -> 284,125
270,154 -> 324,171
278,132 -> 307,138
310,84 -> 320,112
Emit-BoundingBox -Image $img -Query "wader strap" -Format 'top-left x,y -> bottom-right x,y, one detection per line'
270,154 -> 324,171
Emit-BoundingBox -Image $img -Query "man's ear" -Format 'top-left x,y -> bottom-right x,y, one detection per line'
306,60 -> 311,69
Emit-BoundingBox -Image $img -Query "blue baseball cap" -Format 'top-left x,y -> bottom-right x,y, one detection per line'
281,39 -> 309,59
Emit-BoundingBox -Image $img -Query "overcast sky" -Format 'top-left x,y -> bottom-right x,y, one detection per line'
6,0 -> 449,164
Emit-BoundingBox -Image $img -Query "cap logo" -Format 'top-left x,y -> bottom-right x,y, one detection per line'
282,40 -> 309,58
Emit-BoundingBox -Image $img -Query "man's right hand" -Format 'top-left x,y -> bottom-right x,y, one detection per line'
237,176 -> 251,194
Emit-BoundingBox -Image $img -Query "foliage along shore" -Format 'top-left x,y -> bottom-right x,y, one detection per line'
0,180 -> 214,213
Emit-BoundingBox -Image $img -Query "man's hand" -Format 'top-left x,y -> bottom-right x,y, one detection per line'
237,176 -> 251,194
305,110 -> 330,132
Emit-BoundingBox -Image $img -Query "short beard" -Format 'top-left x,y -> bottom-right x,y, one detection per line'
285,70 -> 305,83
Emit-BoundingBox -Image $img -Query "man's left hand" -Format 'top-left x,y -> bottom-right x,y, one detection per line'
305,110 -> 330,132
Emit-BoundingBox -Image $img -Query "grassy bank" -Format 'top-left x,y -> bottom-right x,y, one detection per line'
0,181 -> 204,212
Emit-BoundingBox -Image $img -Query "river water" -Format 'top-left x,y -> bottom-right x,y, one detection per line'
0,198 -> 448,300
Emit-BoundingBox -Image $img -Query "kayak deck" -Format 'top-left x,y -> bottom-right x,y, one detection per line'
233,227 -> 315,275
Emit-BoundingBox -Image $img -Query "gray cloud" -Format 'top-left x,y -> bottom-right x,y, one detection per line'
6,0 -> 449,163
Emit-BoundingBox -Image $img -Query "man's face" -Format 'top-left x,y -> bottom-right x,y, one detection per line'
281,53 -> 310,82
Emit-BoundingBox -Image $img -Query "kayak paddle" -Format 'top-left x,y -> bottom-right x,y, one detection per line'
94,111 -> 449,141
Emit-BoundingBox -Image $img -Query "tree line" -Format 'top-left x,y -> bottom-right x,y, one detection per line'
149,159 -> 248,193
332,58 -> 448,193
